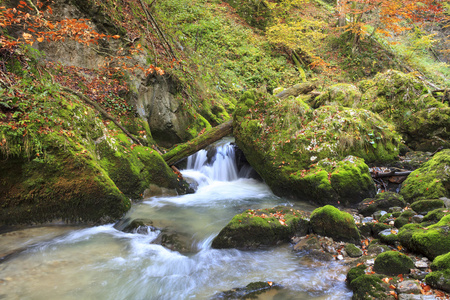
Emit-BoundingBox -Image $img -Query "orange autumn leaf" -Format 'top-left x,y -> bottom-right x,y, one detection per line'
36,36 -> 44,42
112,35 -> 120,39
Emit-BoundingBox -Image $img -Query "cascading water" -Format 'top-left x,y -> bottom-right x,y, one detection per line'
0,138 -> 352,300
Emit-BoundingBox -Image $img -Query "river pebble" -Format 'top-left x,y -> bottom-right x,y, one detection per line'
396,280 -> 422,294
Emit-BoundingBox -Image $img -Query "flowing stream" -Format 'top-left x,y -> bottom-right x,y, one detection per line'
0,138 -> 352,300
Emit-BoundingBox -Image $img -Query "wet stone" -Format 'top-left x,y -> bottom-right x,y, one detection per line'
362,217 -> 374,223
412,215 -> 424,223
399,294 -> 437,300
365,259 -> 375,266
379,228 -> 398,236
396,280 -> 421,294
390,207 -> 403,213
415,260 -> 429,269
373,210 -> 388,220
308,249 -> 334,261
410,269 -> 430,280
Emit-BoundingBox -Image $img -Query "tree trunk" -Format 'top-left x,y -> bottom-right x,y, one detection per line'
163,120 -> 233,165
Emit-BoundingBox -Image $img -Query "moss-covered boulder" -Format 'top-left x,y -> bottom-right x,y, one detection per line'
410,199 -> 445,215
359,70 -> 450,151
311,83 -> 362,109
345,243 -> 363,257
309,205 -> 361,244
358,192 -> 406,216
373,251 -> 414,276
431,252 -> 450,271
425,270 -> 450,293
400,150 -> 450,202
233,89 -> 399,205
211,207 -> 309,250
322,71 -> 450,151
0,86 -> 189,225
394,209 -> 416,229
349,274 -> 390,300
422,208 -> 450,224
398,215 -> 450,259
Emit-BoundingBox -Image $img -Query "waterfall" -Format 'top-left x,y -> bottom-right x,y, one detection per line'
185,140 -> 242,182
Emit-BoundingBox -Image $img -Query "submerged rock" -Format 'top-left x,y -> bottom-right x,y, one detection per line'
211,281 -> 281,300
309,205 -> 361,244
211,207 -> 309,250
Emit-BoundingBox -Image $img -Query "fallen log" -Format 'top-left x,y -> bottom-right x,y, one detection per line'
163,120 -> 233,166
275,82 -> 316,100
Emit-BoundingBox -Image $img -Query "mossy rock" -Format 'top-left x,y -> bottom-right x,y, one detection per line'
345,243 -> 363,257
367,240 -> 391,255
410,199 -> 445,215
0,88 -> 190,225
423,208 -> 450,224
393,209 -> 416,229
398,215 -> 450,259
372,223 -> 392,238
211,281 -> 280,300
347,264 -> 367,284
431,252 -> 450,271
378,229 -> 399,245
373,251 -> 414,276
310,205 -> 361,244
400,150 -> 450,202
349,274 -> 390,300
358,192 -> 406,216
114,218 -> 155,233
311,83 -> 362,109
233,89 -> 400,205
394,151 -> 433,170
425,269 -> 450,293
211,207 -> 309,250
358,70 -> 450,151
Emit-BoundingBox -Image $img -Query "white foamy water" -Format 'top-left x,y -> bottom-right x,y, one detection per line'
0,139 -> 351,300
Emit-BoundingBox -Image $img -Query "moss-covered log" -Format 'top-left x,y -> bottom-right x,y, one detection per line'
274,82 -> 316,100
163,120 -> 233,165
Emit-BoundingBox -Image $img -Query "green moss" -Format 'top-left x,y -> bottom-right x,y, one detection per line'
345,243 -> 363,257
358,192 -> 406,216
347,264 -> 367,284
410,199 -> 445,215
310,205 -> 361,243
425,269 -> 450,293
373,223 -> 391,237
423,208 -> 450,224
349,275 -> 386,300
211,207 -> 309,249
431,252 -> 450,271
398,215 -> 450,259
373,251 -> 414,275
234,88 -> 399,205
394,209 -> 416,228
400,150 -> 450,202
